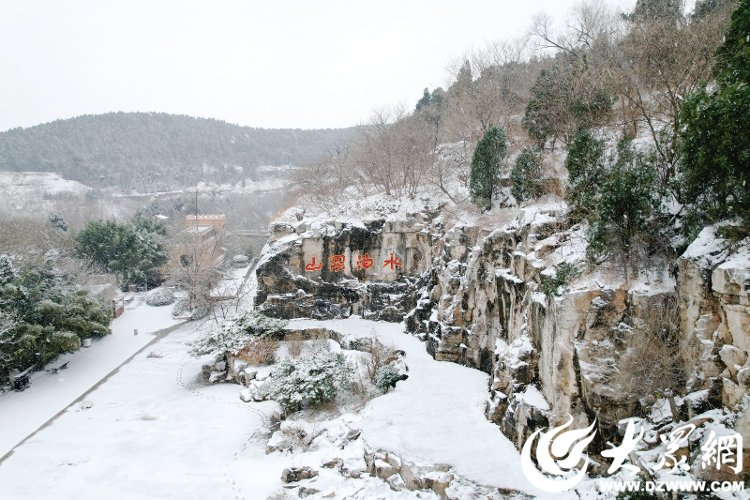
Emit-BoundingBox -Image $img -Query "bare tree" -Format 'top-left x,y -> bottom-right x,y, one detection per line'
169,222 -> 226,317
614,295 -> 686,419
529,12 -> 580,56
351,106 -> 434,198
605,7 -> 731,189
210,267 -> 255,321
566,0 -> 623,49
290,140 -> 357,210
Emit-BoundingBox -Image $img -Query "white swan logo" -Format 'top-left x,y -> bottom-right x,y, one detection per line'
521,416 -> 597,493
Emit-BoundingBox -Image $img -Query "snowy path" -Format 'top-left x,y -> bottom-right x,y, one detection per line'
0,319 -> 279,500
0,295 -> 183,459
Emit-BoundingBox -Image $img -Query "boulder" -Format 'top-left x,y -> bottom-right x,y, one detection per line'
386,473 -> 406,492
373,458 -> 398,480
719,345 -> 748,377
297,487 -> 320,497
345,428 -> 361,441
208,370 -> 226,384
239,389 -> 253,403
422,471 -> 454,499
280,466 -> 318,483
322,458 -> 342,469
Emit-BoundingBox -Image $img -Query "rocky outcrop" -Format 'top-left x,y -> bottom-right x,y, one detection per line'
677,228 -> 750,460
255,219 -> 432,321
256,211 -> 750,457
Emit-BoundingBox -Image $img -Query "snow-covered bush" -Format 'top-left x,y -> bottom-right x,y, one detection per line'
232,254 -> 250,268
190,311 -> 288,358
171,299 -> 209,320
374,364 -> 401,393
171,298 -> 190,317
190,303 -> 209,320
261,349 -> 353,413
49,331 -> 81,353
145,287 -> 175,307
540,262 -> 579,297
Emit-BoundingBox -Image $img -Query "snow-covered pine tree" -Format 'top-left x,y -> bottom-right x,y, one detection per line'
470,125 -> 508,209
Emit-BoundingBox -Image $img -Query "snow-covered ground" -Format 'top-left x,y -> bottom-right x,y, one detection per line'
0,171 -> 90,200
0,294 -> 182,460
289,317 -> 547,495
0,309 -> 573,499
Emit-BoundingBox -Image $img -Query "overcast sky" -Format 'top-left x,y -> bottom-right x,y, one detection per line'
0,0 -> 633,132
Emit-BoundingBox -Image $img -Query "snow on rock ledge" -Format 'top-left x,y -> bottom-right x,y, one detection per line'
255,208 -> 750,462
679,227 -> 750,414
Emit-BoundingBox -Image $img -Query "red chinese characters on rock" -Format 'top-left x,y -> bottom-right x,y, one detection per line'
383,252 -> 403,271
329,254 -> 346,273
304,256 -> 323,272
356,253 -> 374,270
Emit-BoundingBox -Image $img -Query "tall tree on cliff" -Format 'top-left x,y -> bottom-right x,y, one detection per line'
470,125 -> 508,209
680,0 -> 749,234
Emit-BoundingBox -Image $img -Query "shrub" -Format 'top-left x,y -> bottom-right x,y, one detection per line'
0,259 -> 111,383
190,303 -> 209,320
616,487 -> 657,500
261,350 -> 353,413
375,364 -> 401,393
237,338 -> 278,365
50,331 -> 81,352
190,311 -> 288,358
145,287 -> 175,307
358,332 -> 396,382
285,331 -> 304,358
540,262 -> 579,296
613,296 -> 685,413
232,255 -> 250,268
172,298 -> 190,317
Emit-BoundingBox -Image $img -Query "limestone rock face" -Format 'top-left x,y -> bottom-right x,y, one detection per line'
256,213 -> 750,451
679,228 -> 750,408
256,219 -> 432,321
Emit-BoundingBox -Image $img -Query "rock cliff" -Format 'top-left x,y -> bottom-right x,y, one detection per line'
255,208 -> 749,464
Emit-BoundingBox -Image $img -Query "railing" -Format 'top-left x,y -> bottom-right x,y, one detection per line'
230,229 -> 271,237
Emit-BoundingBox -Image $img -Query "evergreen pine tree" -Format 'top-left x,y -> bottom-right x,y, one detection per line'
0,256 -> 14,286
523,65 -> 613,149
588,136 -> 658,261
470,125 -> 508,209
629,0 -> 683,21
511,147 -> 545,203
416,88 -> 431,111
565,129 -> 606,223
680,0 -> 750,232
523,68 -> 562,147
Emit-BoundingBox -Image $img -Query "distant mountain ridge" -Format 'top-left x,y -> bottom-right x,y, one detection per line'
0,112 -> 355,191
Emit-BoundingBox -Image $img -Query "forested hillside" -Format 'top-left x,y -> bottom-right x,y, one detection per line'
0,112 -> 354,191
293,0 -> 738,247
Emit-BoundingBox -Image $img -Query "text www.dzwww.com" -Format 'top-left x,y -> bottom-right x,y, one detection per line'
600,480 -> 745,494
